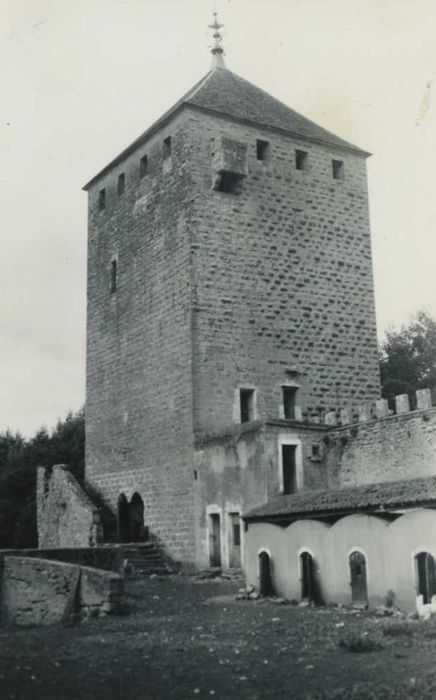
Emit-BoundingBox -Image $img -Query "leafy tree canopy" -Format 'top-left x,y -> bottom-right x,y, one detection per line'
379,311 -> 436,401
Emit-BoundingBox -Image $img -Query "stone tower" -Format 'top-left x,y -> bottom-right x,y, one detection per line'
83,26 -> 380,568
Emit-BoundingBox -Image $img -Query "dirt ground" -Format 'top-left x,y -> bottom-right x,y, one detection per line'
1,575 -> 436,700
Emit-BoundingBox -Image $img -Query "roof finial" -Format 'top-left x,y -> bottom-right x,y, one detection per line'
209,12 -> 226,69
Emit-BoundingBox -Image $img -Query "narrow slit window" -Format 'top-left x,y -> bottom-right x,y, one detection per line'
111,260 -> 117,294
283,386 -> 298,420
332,159 -> 344,180
117,173 -> 125,196
256,139 -> 270,161
295,150 -> 308,171
163,136 -> 172,160
140,154 -> 148,178
98,188 -> 106,211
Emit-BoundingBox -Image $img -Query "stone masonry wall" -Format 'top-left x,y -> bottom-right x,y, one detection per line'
187,108 -> 380,436
85,100 -> 380,566
193,420 -> 328,568
325,391 -> 436,487
37,465 -> 102,548
0,556 -> 124,626
85,110 -> 197,562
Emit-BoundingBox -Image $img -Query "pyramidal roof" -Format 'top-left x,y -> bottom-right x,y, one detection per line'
84,66 -> 368,190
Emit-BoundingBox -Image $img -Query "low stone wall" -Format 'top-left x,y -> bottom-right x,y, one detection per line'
0,547 -> 123,573
0,556 -> 124,626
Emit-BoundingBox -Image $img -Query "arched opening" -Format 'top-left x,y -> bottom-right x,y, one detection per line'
259,551 -> 273,597
415,552 -> 436,604
349,551 -> 368,607
300,551 -> 315,602
130,492 -> 145,542
117,493 -> 131,543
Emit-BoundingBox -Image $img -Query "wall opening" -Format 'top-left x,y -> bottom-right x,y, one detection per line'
282,445 -> 297,494
117,173 -> 125,196
259,551 -> 273,596
110,260 -> 117,294
332,159 -> 344,180
229,512 -> 241,568
283,386 -> 298,419
256,139 -> 270,161
209,513 -> 222,567
295,149 -> 308,171
130,492 -> 145,542
117,493 -> 131,543
240,388 -> 255,423
300,551 -> 315,601
349,551 -> 368,607
415,552 -> 436,604
214,172 -> 242,194
163,136 -> 172,159
140,154 -> 148,178
98,188 -> 106,211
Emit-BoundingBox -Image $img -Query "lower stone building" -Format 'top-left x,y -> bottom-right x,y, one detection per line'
243,388 -> 436,613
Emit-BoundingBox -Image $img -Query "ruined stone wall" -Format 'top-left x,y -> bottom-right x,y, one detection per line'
0,556 -> 123,626
85,110 -> 197,562
187,108 -> 380,436
37,465 -> 101,548
325,391 -> 436,487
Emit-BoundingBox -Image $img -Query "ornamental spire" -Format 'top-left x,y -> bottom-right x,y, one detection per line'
209,12 -> 226,69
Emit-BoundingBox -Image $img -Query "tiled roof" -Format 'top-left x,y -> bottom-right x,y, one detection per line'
244,476 -> 436,522
186,68 -> 367,155
83,67 -> 368,189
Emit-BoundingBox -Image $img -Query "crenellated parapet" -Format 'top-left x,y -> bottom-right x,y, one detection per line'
322,388 -> 433,428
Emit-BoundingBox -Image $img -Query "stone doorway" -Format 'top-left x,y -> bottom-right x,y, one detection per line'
117,493 -> 131,543
130,492 -> 145,542
259,551 -> 273,596
349,551 -> 368,607
209,513 -> 222,567
229,513 -> 241,568
300,551 -> 315,602
415,552 -> 436,604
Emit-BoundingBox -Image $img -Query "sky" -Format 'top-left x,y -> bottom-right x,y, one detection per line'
1,0 -> 435,437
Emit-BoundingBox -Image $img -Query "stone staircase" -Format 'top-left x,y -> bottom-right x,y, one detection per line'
117,543 -> 177,577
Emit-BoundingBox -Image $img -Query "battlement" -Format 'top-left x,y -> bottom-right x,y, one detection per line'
322,389 -> 434,428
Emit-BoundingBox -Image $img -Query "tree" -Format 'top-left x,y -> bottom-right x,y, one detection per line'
0,407 -> 85,548
379,311 -> 436,401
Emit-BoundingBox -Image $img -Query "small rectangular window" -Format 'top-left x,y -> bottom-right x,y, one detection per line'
98,188 -> 106,211
256,139 -> 270,161
111,260 -> 117,294
332,159 -> 344,180
283,386 -> 298,420
240,388 -> 255,423
295,150 -> 308,171
117,173 -> 125,196
140,154 -> 148,178
312,445 -> 320,458
163,136 -> 172,160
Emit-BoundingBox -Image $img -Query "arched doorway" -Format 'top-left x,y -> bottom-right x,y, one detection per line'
300,551 -> 315,602
259,551 -> 273,597
130,492 -> 145,542
117,493 -> 131,543
349,551 -> 368,607
415,552 -> 436,604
